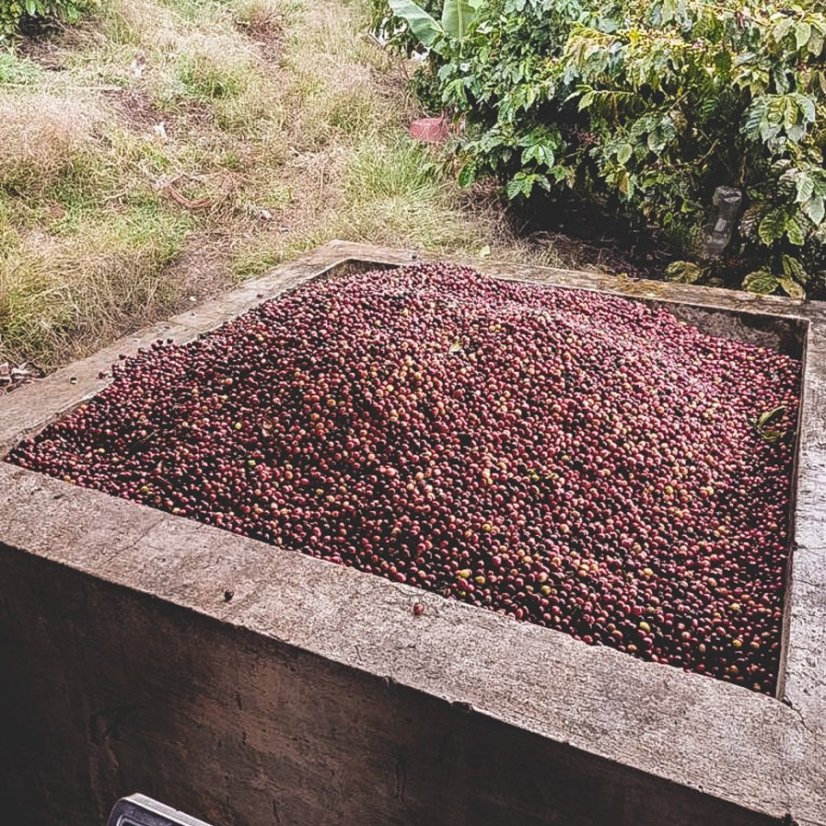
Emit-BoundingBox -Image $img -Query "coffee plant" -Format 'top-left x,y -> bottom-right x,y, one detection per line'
374,0 -> 826,297
0,0 -> 96,40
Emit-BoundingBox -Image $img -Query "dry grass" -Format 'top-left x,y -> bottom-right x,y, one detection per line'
233,0 -> 286,32
0,0 -> 558,369
0,93 -> 101,195
0,202 -> 192,364
174,32 -> 260,101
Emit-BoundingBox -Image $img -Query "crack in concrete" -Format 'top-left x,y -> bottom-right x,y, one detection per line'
784,699 -> 816,738
97,514 -> 168,568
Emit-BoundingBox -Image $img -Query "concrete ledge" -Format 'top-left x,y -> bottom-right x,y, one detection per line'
1,241 -> 824,825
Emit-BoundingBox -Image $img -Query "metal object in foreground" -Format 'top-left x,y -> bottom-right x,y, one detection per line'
107,794 -> 214,826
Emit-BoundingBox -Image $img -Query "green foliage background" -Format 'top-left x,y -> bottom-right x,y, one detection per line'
0,0 -> 97,39
373,0 -> 826,296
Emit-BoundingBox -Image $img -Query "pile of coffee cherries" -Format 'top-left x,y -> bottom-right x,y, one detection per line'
9,262 -> 801,694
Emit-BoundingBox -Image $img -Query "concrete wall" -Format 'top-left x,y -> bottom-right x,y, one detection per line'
0,547 -> 777,826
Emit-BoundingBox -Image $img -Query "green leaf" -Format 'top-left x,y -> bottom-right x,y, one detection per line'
795,21 -> 812,51
782,254 -> 810,285
522,143 -> 555,168
506,174 -> 529,200
808,27 -> 825,56
757,210 -> 787,246
457,162 -> 477,188
786,216 -> 805,246
664,260 -> 704,284
759,428 -> 787,444
778,277 -> 806,300
441,0 -> 483,41
388,0 -> 443,48
796,94 -> 817,125
577,91 -> 595,111
750,406 -> 790,444
617,143 -> 633,165
742,270 -> 779,295
505,171 -> 547,200
772,18 -> 793,43
796,172 -> 815,204
803,195 -> 825,225
647,130 -> 664,154
616,168 -> 630,198
756,406 -> 785,428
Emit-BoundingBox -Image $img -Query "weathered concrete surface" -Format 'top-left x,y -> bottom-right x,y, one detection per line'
1,241 -> 824,826
0,546 -> 783,826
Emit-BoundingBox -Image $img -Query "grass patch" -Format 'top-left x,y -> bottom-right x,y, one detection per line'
336,136 -> 480,248
0,93 -> 100,195
174,33 -> 259,101
232,0 -> 284,32
325,83 -> 386,135
1,0 -> 555,369
0,201 -> 191,366
345,136 -> 440,200
0,50 -> 43,84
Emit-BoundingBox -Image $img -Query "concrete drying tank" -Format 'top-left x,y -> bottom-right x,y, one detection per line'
1,241 -> 824,826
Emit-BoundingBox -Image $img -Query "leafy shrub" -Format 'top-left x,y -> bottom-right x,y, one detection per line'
371,0 -> 444,55
376,0 -> 826,296
0,0 -> 97,40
